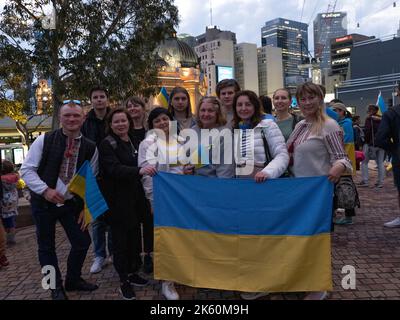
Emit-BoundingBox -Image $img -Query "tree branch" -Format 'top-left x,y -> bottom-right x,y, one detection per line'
14,0 -> 41,22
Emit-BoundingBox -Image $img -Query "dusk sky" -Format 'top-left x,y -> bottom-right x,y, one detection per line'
175,0 -> 400,50
1,0 -> 399,52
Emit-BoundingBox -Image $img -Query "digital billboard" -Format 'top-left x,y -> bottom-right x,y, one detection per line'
216,66 -> 234,83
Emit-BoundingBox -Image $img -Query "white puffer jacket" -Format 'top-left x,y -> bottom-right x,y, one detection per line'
236,119 -> 289,178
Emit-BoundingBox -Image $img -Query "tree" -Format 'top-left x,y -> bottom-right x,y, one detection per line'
0,99 -> 50,149
0,0 -> 179,129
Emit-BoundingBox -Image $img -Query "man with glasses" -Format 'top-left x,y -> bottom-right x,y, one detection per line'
81,86 -> 113,274
21,100 -> 99,300
377,83 -> 400,227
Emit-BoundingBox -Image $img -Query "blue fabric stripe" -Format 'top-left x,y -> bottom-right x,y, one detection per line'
154,173 -> 333,236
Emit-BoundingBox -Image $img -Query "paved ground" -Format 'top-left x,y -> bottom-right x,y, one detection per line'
1,168 -> 399,300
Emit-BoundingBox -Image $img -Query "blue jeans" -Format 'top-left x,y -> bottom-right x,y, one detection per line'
91,218 -> 112,259
31,198 -> 91,287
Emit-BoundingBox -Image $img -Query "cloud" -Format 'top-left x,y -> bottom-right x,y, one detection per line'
175,0 -> 400,50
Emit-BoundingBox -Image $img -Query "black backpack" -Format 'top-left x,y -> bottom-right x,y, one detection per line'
334,176 -> 360,210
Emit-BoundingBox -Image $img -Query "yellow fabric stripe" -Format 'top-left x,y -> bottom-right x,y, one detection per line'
345,143 -> 356,175
68,175 -> 86,198
154,227 -> 332,293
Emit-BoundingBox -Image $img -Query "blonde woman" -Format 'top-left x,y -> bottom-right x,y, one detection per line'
192,96 -> 234,178
287,82 -> 352,300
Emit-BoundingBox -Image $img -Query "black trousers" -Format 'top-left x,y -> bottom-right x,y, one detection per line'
31,198 -> 91,287
142,199 -> 154,254
110,223 -> 141,283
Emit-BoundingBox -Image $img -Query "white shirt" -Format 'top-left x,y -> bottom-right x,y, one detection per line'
20,133 -> 99,197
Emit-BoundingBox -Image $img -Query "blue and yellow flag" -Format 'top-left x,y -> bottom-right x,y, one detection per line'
376,91 -> 388,116
68,161 -> 108,227
153,173 -> 334,293
156,87 -> 169,108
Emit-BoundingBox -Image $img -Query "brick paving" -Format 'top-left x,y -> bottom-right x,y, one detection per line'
1,169 -> 399,300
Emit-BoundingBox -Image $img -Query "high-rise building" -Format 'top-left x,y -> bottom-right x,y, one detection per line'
397,20 -> 400,37
257,46 -> 284,97
195,39 -> 235,96
234,43 -> 259,94
336,36 -> 400,120
261,18 -> 309,86
330,34 -> 373,79
314,12 -> 347,70
195,26 -> 237,45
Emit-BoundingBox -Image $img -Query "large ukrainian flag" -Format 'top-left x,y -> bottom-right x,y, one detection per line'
68,161 -> 109,227
154,173 -> 334,293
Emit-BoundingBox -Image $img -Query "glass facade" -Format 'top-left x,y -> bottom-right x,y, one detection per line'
314,12 -> 347,70
261,18 -> 309,85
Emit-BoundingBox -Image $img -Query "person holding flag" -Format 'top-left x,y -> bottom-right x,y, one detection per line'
20,100 -> 99,300
376,83 -> 400,227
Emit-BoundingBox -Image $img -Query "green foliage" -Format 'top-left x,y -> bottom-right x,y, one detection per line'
0,0 -> 179,128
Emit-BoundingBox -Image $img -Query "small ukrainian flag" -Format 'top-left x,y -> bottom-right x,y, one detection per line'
68,161 -> 108,227
376,91 -> 388,116
156,87 -> 169,108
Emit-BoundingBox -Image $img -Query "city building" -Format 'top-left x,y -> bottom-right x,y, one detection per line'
178,33 -> 197,49
195,26 -> 237,45
154,36 -> 205,111
257,46 -> 284,97
195,39 -> 235,96
330,33 -> 373,80
261,18 -> 309,87
234,43 -> 259,94
336,35 -> 400,120
314,12 -> 347,70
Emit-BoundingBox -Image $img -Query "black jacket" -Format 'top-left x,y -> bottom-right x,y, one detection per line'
81,108 -> 111,146
98,133 -> 142,226
376,105 -> 400,165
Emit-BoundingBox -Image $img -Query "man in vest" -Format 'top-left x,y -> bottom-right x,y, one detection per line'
377,83 -> 400,227
81,86 -> 113,274
21,101 -> 99,300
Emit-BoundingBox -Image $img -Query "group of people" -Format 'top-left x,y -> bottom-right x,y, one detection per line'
3,79 -> 398,301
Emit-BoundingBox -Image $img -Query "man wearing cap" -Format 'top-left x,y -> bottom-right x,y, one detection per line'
21,101 -> 99,300
376,84 -> 400,227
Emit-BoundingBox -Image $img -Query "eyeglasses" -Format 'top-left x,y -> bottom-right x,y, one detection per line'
63,100 -> 81,105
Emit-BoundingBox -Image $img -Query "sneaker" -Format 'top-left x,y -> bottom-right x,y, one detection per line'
304,291 -> 328,300
51,286 -> 68,300
143,254 -> 153,274
90,256 -> 105,274
240,292 -> 269,300
128,273 -> 149,287
357,181 -> 368,187
374,183 -> 383,189
120,281 -> 136,300
107,255 -> 113,264
0,255 -> 9,267
162,281 -> 180,300
384,217 -> 400,228
65,278 -> 99,292
334,217 -> 353,225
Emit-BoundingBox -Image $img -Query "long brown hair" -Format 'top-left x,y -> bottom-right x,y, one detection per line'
167,87 -> 192,118
233,90 -> 264,129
